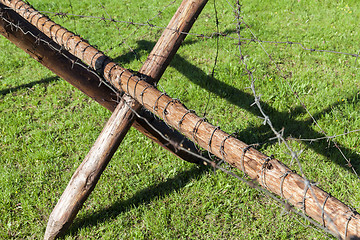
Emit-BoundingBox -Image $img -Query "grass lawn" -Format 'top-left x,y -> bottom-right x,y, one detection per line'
1,0 -> 359,239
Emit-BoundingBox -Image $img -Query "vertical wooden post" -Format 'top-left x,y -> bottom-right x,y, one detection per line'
43,1 -> 208,239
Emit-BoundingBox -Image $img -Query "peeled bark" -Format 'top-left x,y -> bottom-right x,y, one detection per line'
0,2 -> 202,164
43,0 -> 208,239
1,0 -> 359,239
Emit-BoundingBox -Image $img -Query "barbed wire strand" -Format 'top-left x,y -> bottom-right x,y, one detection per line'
287,129 -> 360,143
97,0 -> 140,62
8,6 -> 360,60
1,1 -> 358,238
0,3 -> 337,238
119,91 -> 338,239
202,0 -> 219,118
231,3 -> 359,179
232,0 -> 342,238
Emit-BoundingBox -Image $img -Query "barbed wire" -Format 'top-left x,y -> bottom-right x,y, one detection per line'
287,129 -> 360,143
147,0 -> 177,24
7,6 -> 360,61
1,0 -> 359,239
229,2 -> 360,179
118,90 -> 338,239
98,0 -> 359,236
201,0 -> 219,118
230,0 -> 358,238
0,6 -> 119,96
98,0 -> 139,61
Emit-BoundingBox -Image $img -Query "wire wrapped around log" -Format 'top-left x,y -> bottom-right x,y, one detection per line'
1,0 -> 359,238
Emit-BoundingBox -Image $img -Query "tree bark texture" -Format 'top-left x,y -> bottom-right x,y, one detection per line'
0,2 -> 203,164
1,0 -> 359,239
43,95 -> 139,240
43,0 -> 208,239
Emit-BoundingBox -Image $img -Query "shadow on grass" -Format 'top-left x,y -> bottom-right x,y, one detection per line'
116,39 -> 360,174
68,165 -> 209,236
67,38 -> 359,235
171,52 -> 360,173
0,76 -> 59,96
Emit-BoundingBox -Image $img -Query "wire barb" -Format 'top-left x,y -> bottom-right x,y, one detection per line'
279,170 -> 295,199
153,92 -> 168,111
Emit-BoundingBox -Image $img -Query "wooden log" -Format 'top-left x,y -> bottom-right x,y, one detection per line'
104,64 -> 360,239
2,0 -> 360,238
44,95 -> 140,240
0,3 -> 203,164
43,0 -> 208,239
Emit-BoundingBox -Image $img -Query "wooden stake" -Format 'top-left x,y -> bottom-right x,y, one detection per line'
0,3 -> 203,164
2,0 -> 359,239
43,0 -> 208,239
45,95 -> 139,239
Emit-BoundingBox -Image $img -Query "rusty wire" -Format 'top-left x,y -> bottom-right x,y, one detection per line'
1,0 -> 359,239
7,6 -> 360,61
228,1 -> 359,179
230,0 -> 358,238
119,91 -> 339,239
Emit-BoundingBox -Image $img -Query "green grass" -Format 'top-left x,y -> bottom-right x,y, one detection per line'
1,0 -> 360,239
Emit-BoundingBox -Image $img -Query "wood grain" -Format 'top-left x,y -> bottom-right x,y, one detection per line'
0,2 -> 202,164
1,0 -> 359,239
42,0 -> 208,239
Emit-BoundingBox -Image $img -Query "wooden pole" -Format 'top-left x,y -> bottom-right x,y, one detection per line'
43,0 -> 208,239
0,3 -> 203,164
44,95 -> 139,240
2,0 -> 359,238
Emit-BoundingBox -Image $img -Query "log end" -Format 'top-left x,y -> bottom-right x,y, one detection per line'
44,215 -> 71,240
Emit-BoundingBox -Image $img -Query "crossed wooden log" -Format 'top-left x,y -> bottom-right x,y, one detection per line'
0,0 -> 359,239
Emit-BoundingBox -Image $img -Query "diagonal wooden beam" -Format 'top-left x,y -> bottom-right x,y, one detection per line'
42,0 -> 208,239
0,2 -> 203,165
3,0 -> 360,239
